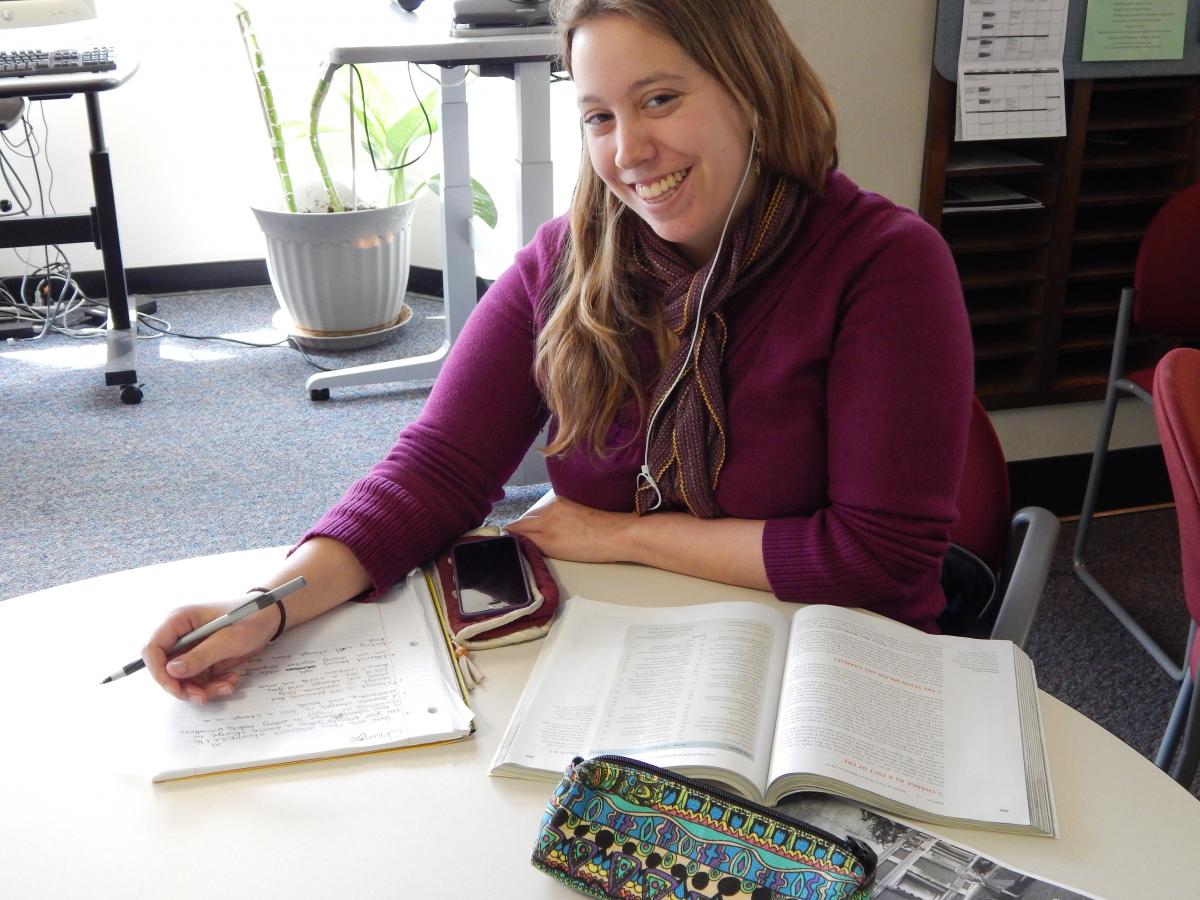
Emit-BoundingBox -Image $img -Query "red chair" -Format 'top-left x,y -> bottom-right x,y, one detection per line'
1151,348 -> 1200,786
942,398 -> 1059,646
1073,183 -> 1200,679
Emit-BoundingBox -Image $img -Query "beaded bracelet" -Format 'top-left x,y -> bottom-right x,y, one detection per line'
248,588 -> 287,642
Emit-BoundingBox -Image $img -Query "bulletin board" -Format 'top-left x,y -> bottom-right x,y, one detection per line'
934,0 -> 1200,82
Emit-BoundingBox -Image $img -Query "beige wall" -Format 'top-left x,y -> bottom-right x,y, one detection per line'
775,0 -> 937,210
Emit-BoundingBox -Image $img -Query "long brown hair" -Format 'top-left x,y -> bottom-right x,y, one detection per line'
537,0 -> 838,457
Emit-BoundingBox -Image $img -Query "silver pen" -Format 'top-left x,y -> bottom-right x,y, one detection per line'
99,576 -> 307,684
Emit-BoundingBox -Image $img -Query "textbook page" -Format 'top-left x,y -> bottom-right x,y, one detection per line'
490,596 -> 789,799
765,605 -> 1053,834
151,571 -> 473,781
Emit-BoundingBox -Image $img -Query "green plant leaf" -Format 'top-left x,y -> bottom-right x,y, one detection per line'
343,72 -> 440,168
471,178 -> 498,229
351,66 -> 399,125
309,64 -> 494,211
385,90 -> 440,165
339,90 -> 389,155
425,174 -> 498,229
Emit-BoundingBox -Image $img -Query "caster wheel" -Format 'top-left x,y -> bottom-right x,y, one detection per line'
120,385 -> 143,405
310,388 -> 330,401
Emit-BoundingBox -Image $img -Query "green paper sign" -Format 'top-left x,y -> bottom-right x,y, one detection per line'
1082,0 -> 1189,61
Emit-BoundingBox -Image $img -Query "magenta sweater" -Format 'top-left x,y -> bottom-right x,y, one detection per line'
301,171 -> 973,630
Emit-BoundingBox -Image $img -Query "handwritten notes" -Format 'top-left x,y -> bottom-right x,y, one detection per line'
154,572 -> 472,781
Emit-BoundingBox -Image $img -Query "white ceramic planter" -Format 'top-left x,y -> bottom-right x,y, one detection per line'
251,200 -> 417,347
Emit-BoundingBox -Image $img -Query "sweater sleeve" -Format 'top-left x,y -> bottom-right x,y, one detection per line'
762,211 -> 973,626
296,218 -> 567,597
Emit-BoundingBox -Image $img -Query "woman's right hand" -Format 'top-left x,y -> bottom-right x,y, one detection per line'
142,600 -> 280,704
141,538 -> 373,703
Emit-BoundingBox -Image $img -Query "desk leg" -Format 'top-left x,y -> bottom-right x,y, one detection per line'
304,65 -> 473,399
510,61 -> 554,486
439,65 -> 475,349
514,61 -> 554,245
85,93 -> 140,404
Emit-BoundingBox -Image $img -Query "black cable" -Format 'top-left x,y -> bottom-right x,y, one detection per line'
0,110 -> 118,336
0,250 -> 80,330
0,145 -> 33,215
137,316 -> 290,348
37,101 -> 54,213
2,113 -> 38,157
290,341 -> 335,371
349,62 -> 433,174
11,111 -> 54,279
134,316 -> 336,371
22,114 -> 45,217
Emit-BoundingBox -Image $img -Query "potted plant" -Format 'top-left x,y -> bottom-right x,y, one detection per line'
235,3 -> 496,348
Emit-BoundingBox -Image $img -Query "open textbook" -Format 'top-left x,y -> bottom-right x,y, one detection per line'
148,571 -> 474,782
491,598 -> 1056,837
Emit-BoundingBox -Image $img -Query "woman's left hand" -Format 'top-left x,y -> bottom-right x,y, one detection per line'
508,493 -> 770,590
506,495 -> 634,563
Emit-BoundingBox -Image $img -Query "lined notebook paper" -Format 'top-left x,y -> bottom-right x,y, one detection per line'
152,571 -> 473,782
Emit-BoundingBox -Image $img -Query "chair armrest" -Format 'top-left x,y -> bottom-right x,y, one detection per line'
991,506 -> 1060,647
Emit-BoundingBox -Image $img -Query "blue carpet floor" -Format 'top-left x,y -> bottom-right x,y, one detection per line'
1,286 -> 546,601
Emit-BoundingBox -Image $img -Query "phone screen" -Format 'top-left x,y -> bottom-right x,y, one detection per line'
452,535 -> 532,618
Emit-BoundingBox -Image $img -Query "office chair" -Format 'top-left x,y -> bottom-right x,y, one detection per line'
1151,348 -> 1200,787
942,397 -> 1059,648
1073,182 -> 1200,679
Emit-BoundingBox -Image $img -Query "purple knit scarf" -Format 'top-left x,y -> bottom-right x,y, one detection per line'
633,173 -> 805,518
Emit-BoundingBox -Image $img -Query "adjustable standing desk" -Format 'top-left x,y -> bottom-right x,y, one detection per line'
0,51 -> 141,403
308,4 -> 555,389
309,3 -> 556,484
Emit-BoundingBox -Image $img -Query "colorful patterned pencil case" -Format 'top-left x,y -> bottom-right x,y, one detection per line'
532,756 -> 876,900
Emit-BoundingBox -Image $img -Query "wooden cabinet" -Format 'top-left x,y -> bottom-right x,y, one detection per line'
920,71 -> 1200,409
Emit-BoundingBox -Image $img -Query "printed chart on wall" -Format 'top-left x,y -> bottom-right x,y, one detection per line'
957,0 -> 1071,141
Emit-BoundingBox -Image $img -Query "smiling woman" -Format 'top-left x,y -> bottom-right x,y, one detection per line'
566,10 -> 826,264
139,0 -> 973,707
570,17 -> 757,264
538,0 -> 838,464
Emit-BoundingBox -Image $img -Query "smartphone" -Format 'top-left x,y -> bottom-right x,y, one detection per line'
451,535 -> 534,619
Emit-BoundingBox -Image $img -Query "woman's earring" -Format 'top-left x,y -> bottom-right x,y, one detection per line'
754,141 -> 762,177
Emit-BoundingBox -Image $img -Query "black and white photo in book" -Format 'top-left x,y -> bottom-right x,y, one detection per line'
775,794 -> 1103,900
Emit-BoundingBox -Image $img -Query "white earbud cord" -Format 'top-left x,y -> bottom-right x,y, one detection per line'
637,131 -> 759,511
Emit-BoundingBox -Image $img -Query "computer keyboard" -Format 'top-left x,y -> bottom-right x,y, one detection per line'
0,46 -> 115,79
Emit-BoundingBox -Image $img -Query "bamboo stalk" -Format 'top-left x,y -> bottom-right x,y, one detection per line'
234,3 -> 296,213
310,65 -> 344,213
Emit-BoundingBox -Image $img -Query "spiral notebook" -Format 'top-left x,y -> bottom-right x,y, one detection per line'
148,570 -> 474,782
